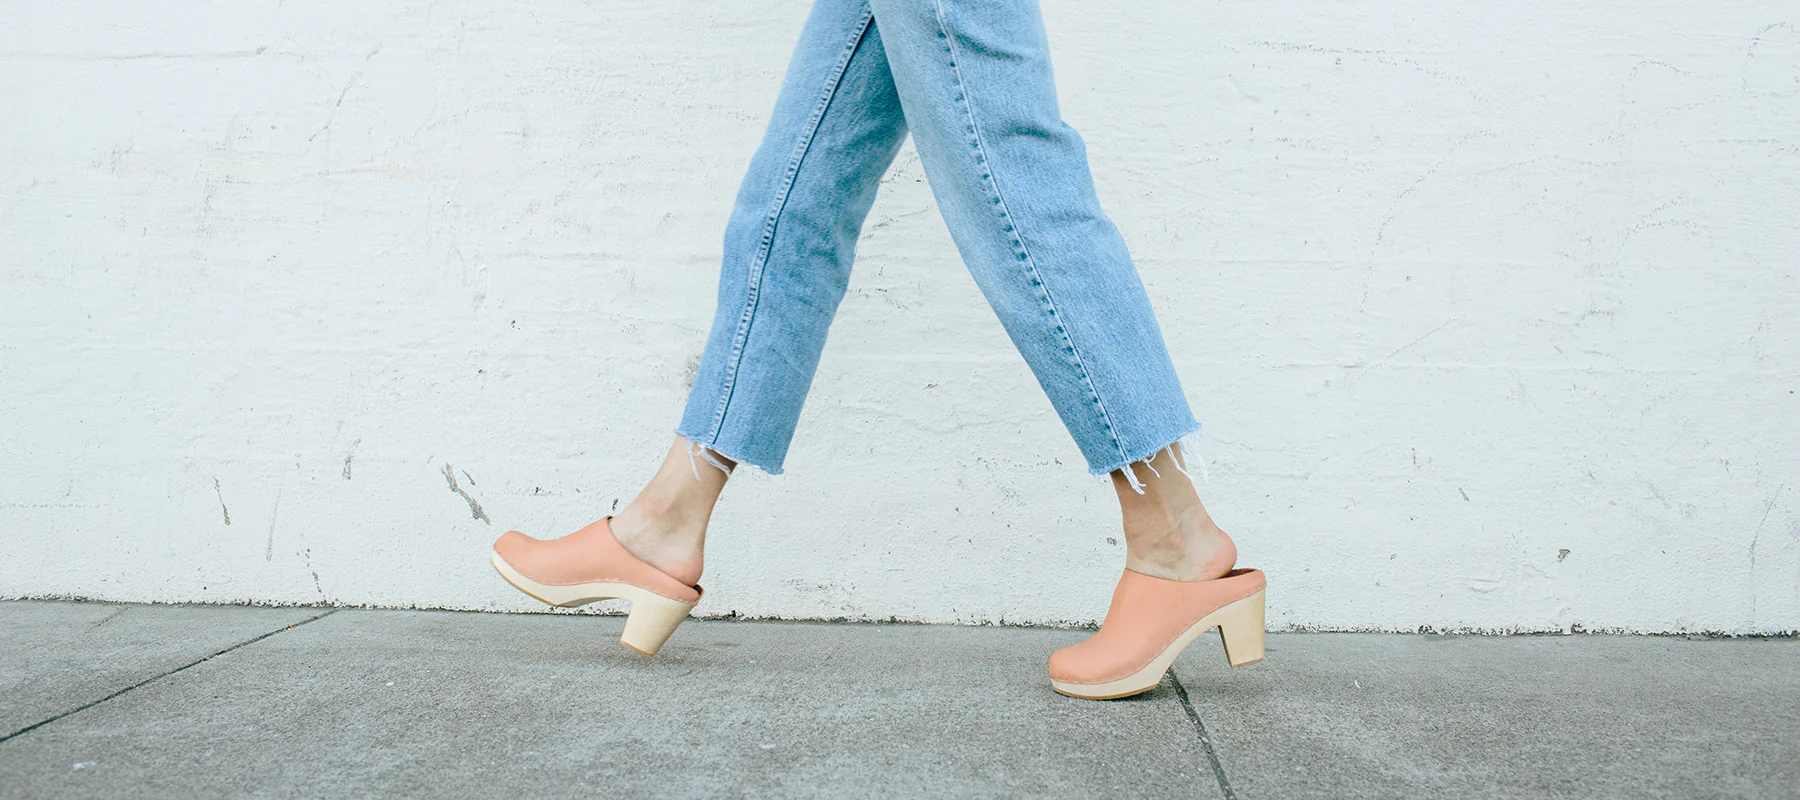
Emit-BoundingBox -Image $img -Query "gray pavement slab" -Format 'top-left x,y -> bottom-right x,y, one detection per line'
0,607 -> 1219,798
0,601 -> 328,740
1184,632 -> 1800,799
3,603 -> 1796,799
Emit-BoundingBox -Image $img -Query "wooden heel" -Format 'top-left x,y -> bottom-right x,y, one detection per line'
1216,589 -> 1266,667
619,592 -> 695,656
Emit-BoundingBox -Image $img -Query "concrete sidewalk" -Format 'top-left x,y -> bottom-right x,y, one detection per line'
0,601 -> 1794,798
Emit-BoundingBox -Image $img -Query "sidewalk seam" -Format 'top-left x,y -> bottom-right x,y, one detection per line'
0,608 -> 339,744
1169,667 -> 1238,800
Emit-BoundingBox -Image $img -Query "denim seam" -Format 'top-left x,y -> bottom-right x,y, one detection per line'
929,0 -> 1130,470
701,6 -> 878,451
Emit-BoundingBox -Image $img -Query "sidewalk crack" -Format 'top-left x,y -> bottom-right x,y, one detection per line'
1169,667 -> 1238,799
0,608 -> 338,744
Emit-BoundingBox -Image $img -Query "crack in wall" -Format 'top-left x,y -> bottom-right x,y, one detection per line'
442,463 -> 489,524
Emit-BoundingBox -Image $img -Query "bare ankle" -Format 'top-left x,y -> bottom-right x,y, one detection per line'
609,504 -> 706,586
1122,511 -> 1235,581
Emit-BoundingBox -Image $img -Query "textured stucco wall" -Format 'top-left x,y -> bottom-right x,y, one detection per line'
3,2 -> 1797,633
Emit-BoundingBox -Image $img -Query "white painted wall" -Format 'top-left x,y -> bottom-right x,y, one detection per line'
3,2 -> 1797,634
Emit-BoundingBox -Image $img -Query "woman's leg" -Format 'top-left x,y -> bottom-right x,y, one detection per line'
613,0 -> 910,582
1111,440 -> 1235,581
864,0 -> 1232,578
608,437 -> 735,587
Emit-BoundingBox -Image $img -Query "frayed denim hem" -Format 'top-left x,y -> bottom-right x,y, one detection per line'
1088,423 -> 1210,495
672,428 -> 783,479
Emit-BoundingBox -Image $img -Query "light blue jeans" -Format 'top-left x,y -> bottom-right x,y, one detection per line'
675,0 -> 1201,493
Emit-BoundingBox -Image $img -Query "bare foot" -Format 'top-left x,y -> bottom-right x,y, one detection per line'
1112,440 -> 1236,581
606,436 -> 735,587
